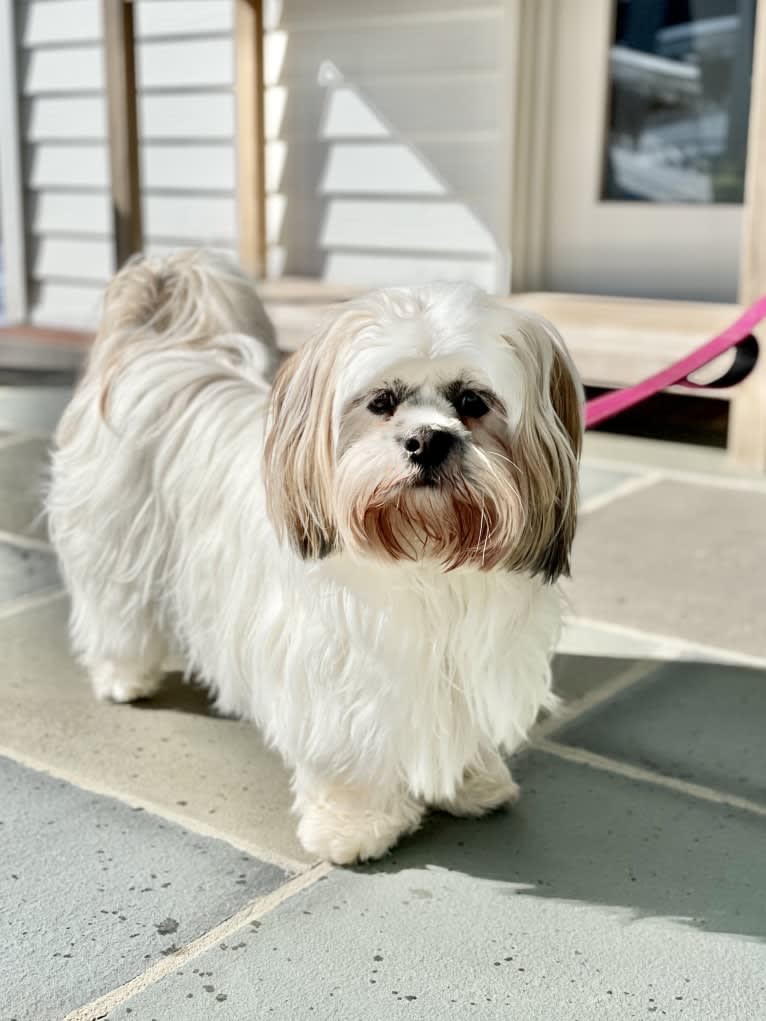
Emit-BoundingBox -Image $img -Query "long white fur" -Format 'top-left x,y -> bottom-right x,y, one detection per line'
48,250 -> 580,864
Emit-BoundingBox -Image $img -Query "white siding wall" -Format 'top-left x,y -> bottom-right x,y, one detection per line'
135,0 -> 237,264
264,0 -> 511,291
16,0 -> 511,326
17,0 -> 236,328
18,0 -> 110,326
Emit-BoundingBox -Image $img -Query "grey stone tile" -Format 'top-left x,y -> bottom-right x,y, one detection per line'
578,462 -> 635,504
0,597 -> 309,867
555,660 -> 766,805
551,652 -> 647,704
567,479 -> 766,657
0,385 -> 72,434
109,753 -> 766,1020
0,436 -> 50,540
0,540 -> 60,604
582,430 -> 761,479
557,617 -> 673,659
0,756 -> 287,1021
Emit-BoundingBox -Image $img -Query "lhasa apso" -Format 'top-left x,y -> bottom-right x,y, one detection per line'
49,249 -> 582,864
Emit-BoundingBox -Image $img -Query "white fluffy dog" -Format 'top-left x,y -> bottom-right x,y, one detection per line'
48,250 -> 583,864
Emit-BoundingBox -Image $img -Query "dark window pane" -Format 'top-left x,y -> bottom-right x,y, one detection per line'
603,0 -> 757,202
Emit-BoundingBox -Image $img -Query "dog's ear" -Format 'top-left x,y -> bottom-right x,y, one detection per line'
502,315 -> 583,582
264,305 -> 365,558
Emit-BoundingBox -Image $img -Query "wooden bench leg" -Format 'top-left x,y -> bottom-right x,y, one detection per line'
727,350 -> 766,470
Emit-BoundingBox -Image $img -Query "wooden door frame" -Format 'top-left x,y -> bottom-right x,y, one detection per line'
510,0 -> 766,469
508,0 -> 556,295
510,0 -> 766,302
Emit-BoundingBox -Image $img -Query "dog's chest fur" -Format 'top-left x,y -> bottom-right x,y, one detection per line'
191,537 -> 560,800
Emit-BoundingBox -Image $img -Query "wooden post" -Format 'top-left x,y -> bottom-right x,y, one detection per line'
103,0 -> 143,268
731,0 -> 766,470
236,0 -> 267,277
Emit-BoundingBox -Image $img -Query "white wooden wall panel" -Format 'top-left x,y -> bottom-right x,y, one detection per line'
134,1 -> 237,273
137,2 -> 233,38
33,237 -> 113,282
144,195 -> 236,244
265,1 -> 510,290
23,45 -> 104,93
19,1 -> 100,45
137,39 -> 233,89
17,0 -> 237,327
31,191 -> 110,235
140,93 -> 234,140
28,144 -> 109,189
30,281 -> 104,328
25,96 -> 106,140
141,144 -> 236,192
17,0 -> 509,323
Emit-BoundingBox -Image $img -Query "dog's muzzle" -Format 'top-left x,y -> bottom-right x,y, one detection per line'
402,427 -> 460,484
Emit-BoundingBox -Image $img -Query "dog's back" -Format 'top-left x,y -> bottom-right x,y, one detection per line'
48,249 -> 278,696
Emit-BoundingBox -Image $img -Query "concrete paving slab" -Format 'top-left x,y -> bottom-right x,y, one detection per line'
557,617 -> 671,659
0,385 -> 72,434
107,752 -> 766,1020
555,660 -> 766,805
551,653 -> 649,704
0,540 -> 59,605
0,756 -> 287,1021
0,597 -> 309,868
579,462 -> 636,504
582,431 -> 761,479
567,479 -> 766,657
0,436 -> 50,540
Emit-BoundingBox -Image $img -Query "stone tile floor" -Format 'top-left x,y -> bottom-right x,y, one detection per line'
1,379 -> 765,1020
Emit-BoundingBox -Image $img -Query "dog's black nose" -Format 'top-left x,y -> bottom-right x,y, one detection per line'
403,428 -> 456,468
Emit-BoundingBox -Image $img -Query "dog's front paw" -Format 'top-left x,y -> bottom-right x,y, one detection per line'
297,796 -> 423,865
90,661 -> 163,703
435,752 -> 520,818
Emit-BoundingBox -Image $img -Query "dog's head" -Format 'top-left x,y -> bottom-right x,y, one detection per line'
264,283 -> 582,581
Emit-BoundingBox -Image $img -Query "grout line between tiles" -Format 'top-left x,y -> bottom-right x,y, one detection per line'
534,659 -> 656,740
0,586 -> 65,620
582,455 -> 766,494
536,739 -> 766,819
0,740 -> 310,876
579,471 -> 663,516
0,527 -> 53,552
63,862 -> 334,1021
563,614 -> 766,669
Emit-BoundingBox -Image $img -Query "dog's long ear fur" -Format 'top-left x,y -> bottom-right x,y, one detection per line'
264,304 -> 371,558
264,322 -> 338,559
502,314 -> 583,582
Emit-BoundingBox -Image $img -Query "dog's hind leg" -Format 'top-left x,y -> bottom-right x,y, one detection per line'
66,578 -> 169,703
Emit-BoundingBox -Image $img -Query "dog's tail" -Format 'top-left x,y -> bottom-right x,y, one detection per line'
97,247 -> 277,354
84,248 -> 280,422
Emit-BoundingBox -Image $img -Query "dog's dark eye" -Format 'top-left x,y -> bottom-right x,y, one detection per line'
455,389 -> 490,419
367,390 -> 398,416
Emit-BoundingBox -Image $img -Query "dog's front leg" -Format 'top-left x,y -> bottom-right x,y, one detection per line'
430,745 -> 521,818
292,765 -> 424,865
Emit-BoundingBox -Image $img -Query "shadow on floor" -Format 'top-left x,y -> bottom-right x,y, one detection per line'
131,672 -> 226,719
363,749 -> 766,944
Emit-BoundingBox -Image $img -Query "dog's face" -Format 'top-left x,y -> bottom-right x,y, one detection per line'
264,283 -> 582,581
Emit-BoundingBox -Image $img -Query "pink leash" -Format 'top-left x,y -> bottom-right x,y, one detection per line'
583,296 -> 765,429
